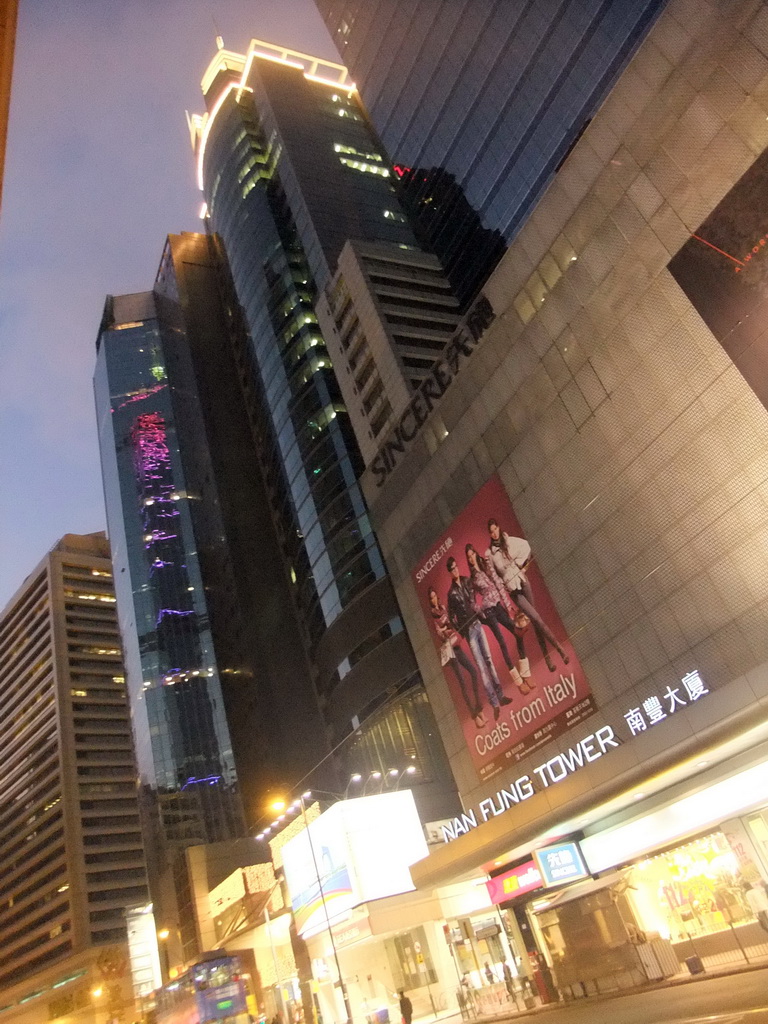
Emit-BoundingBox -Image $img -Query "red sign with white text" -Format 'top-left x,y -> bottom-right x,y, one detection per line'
413,475 -> 595,780
486,860 -> 543,904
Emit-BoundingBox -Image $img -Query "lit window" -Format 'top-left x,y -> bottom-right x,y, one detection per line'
339,157 -> 389,177
333,143 -> 382,162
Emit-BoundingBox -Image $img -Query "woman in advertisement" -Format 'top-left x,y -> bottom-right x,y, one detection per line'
428,586 -> 485,727
446,556 -> 513,720
485,518 -> 569,673
465,543 -> 533,695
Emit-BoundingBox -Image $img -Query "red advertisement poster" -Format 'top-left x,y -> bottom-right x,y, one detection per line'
413,474 -> 595,781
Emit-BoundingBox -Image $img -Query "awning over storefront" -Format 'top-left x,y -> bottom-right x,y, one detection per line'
529,871 -> 625,912
409,715 -> 768,891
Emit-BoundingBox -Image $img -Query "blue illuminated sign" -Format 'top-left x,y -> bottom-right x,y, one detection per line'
534,841 -> 589,887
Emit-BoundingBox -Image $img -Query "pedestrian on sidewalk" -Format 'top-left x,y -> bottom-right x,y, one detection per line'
399,990 -> 413,1024
745,881 -> 768,931
502,961 -> 514,997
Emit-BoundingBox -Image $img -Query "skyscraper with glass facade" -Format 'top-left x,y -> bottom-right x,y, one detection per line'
96,289 -> 245,849
314,0 -> 669,298
190,40 -> 458,818
95,237 -> 331,848
186,39 -> 462,823
96,238 -> 341,963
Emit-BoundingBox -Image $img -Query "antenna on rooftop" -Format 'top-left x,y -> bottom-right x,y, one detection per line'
212,14 -> 224,50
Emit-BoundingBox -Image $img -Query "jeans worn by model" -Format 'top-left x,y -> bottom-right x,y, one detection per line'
468,621 -> 502,705
483,602 -> 525,667
447,645 -> 480,714
511,578 -> 561,659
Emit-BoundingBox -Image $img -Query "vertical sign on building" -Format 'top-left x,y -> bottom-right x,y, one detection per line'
412,474 -> 595,781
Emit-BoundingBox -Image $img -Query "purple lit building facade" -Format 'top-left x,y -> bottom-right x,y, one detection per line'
95,289 -> 243,849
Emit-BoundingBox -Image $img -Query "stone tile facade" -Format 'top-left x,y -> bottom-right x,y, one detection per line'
363,0 -> 768,818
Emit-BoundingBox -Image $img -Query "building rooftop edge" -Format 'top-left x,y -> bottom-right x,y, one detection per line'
193,38 -> 355,170
1,531 -> 111,623
200,37 -> 350,98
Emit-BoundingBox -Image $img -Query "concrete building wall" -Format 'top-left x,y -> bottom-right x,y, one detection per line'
0,533 -> 146,1022
362,0 -> 768,819
317,239 -> 460,464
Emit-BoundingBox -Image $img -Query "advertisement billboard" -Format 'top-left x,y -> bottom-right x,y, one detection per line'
533,840 -> 590,887
669,147 -> 768,411
281,791 -> 428,937
413,474 -> 595,780
486,860 -> 543,904
281,807 -> 355,937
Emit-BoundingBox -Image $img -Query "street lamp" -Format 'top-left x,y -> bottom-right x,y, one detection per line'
362,771 -> 382,795
344,773 -> 363,798
395,765 -> 418,790
157,928 -> 171,980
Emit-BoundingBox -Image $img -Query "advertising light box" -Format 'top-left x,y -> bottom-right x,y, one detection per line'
281,790 -> 428,937
412,473 -> 595,781
534,841 -> 589,887
486,860 -> 543,905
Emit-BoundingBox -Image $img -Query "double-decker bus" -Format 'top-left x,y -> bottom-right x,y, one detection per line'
155,951 -> 250,1024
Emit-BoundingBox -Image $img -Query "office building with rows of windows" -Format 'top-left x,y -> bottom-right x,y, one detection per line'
0,533 -> 149,1024
316,238 -> 461,463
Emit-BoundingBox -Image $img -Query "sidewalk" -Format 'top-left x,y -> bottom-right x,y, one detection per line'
420,955 -> 768,1024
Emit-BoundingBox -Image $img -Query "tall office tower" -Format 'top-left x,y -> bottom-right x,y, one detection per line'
0,0 -> 18,210
96,290 -> 245,852
190,40 -> 458,817
314,0 -> 669,298
0,533 -> 148,1024
95,234 -> 330,962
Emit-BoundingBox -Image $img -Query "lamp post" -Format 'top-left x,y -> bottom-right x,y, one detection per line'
343,773 -> 362,798
362,771 -> 382,796
298,791 -> 352,1024
157,929 -> 170,982
260,771 -> 417,1023
264,902 -> 288,1022
395,765 -> 418,790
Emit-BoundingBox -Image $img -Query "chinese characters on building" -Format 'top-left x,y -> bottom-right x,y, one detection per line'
624,671 -> 709,736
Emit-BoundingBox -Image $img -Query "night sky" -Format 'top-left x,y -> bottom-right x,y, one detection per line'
0,0 -> 336,609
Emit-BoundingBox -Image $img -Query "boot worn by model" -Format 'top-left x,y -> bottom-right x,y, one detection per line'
509,665 -> 529,695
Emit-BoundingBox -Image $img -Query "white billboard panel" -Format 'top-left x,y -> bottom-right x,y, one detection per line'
282,790 -> 428,937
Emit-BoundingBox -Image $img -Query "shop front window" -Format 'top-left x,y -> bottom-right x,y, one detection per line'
626,833 -> 755,942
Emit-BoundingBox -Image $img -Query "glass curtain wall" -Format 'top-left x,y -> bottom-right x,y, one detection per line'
95,303 -> 243,845
201,89 -> 386,650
